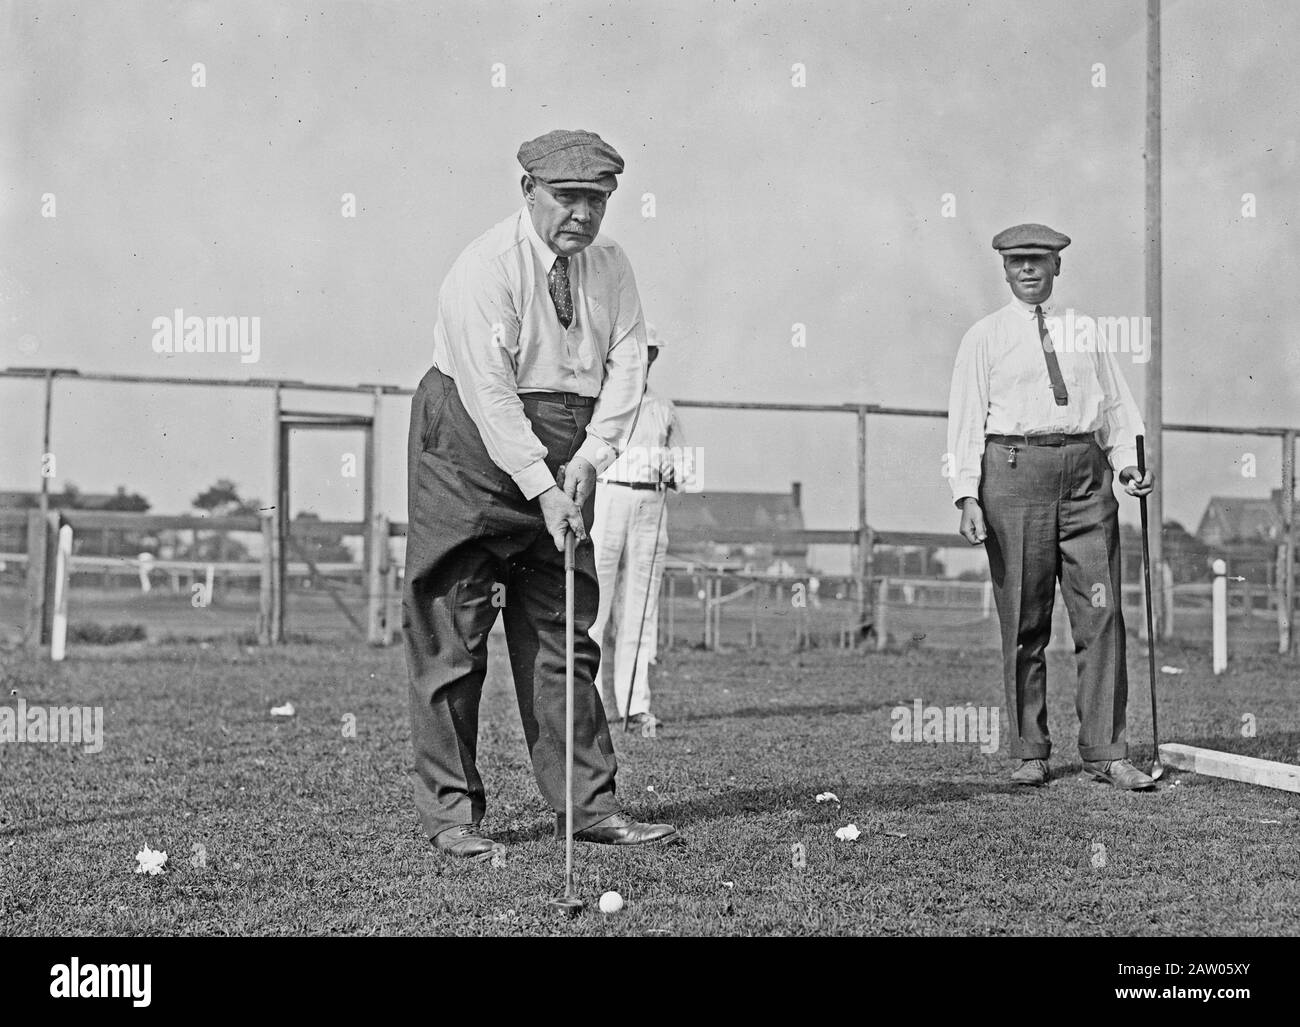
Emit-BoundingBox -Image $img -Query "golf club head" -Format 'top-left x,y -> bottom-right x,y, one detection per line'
549,894 -> 584,916
1150,759 -> 1165,782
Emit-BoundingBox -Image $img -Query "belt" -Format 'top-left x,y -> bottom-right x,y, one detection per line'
986,432 -> 1094,447
519,391 -> 596,408
606,480 -> 664,491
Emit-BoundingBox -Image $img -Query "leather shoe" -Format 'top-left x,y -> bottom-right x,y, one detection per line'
1083,758 -> 1156,791
432,824 -> 500,860
1010,758 -> 1049,786
558,812 -> 678,846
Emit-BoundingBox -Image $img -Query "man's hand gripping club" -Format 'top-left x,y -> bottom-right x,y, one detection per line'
538,456 -> 597,551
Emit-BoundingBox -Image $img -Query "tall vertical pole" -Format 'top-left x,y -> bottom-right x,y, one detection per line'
856,406 -> 871,643
270,385 -> 285,643
39,369 -> 53,518
1280,430 -> 1296,655
26,370 -> 56,646
1144,0 -> 1167,637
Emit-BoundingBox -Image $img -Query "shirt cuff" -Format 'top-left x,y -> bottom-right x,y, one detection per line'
951,477 -> 981,506
1108,445 -> 1139,475
576,434 -> 617,477
513,460 -> 557,502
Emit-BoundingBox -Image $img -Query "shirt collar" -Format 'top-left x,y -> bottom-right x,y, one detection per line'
1009,294 -> 1062,319
519,207 -> 561,272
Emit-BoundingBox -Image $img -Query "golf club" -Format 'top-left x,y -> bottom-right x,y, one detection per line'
1136,435 -> 1164,781
549,528 -> 584,914
624,480 -> 670,733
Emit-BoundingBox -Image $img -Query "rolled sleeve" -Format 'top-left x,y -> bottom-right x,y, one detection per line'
946,325 -> 990,504
586,254 -> 648,462
512,459 -> 557,501
575,434 -> 617,476
1094,347 -> 1145,473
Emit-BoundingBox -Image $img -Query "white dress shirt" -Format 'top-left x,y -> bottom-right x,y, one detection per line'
598,386 -> 687,488
431,208 -> 648,500
946,295 -> 1145,505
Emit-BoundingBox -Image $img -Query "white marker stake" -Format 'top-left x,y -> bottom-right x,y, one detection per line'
1211,559 -> 1227,674
205,564 -> 215,606
51,524 -> 73,662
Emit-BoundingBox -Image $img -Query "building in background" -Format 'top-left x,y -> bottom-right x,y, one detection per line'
665,482 -> 807,574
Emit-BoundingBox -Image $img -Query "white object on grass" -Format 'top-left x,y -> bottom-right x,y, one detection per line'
815,792 -> 839,803
1212,558 -> 1227,674
598,891 -> 624,914
270,702 -> 295,717
135,845 -> 168,875
1160,666 -> 1185,675
1159,743 -> 1300,794
835,824 -> 861,842
50,525 -> 73,662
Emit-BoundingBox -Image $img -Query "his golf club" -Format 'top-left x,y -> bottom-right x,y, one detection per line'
549,528 -> 584,915
1136,435 -> 1164,782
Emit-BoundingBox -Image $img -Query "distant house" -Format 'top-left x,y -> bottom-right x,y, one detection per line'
662,482 -> 807,574
1196,489 -> 1287,547
1195,488 -> 1292,584
0,486 -> 125,509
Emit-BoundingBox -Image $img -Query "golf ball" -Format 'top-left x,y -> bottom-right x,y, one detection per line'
598,891 -> 624,914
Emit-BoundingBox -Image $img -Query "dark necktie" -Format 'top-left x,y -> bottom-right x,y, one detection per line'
1034,304 -> 1069,406
548,256 -> 573,328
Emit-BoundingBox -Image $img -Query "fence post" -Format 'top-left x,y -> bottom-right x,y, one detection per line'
24,509 -> 53,647
666,571 -> 675,650
855,406 -> 873,646
875,576 -> 888,651
750,578 -> 759,647
270,386 -> 287,644
1280,429 -> 1296,655
1160,560 -> 1174,638
712,575 -> 723,650
700,574 -> 710,650
258,512 -> 274,645
1212,559 -> 1227,673
367,512 -> 388,646
50,524 -> 73,661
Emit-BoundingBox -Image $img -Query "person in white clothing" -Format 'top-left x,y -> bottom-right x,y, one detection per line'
590,327 -> 687,731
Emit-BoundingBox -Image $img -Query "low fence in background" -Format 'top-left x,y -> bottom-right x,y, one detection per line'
2,506 -> 1291,660
657,570 -> 1292,654
5,367 -> 1296,657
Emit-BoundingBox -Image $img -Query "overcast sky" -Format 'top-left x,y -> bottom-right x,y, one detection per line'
2,0 -> 1296,572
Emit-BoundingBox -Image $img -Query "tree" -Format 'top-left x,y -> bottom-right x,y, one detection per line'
102,486 -> 150,513
185,479 -> 261,561
192,479 -> 260,517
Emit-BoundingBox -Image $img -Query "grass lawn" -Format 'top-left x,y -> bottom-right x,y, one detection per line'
1,631 -> 1298,936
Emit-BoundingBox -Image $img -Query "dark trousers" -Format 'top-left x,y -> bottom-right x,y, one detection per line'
404,368 -> 620,840
980,436 -> 1128,762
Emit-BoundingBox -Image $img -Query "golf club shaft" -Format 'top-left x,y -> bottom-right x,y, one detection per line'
564,529 -> 575,896
1137,436 -> 1160,751
624,484 -> 670,730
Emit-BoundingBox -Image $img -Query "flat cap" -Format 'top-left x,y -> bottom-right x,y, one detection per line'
992,223 -> 1071,255
518,129 -> 624,194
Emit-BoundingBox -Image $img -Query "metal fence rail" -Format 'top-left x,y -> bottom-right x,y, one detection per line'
3,366 -> 1296,655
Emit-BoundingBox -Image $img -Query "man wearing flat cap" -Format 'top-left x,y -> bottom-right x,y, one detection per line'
946,223 -> 1157,791
404,129 -> 678,859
